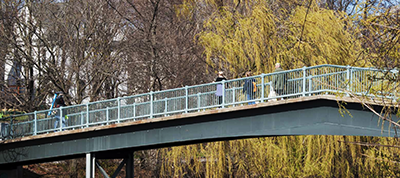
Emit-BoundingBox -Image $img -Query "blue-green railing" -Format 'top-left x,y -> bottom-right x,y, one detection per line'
0,64 -> 398,140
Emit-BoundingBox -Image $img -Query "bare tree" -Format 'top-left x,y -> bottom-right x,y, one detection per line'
33,0 -> 129,103
107,0 -> 212,95
0,0 -> 131,111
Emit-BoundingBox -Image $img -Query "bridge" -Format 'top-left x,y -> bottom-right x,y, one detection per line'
0,65 -> 399,178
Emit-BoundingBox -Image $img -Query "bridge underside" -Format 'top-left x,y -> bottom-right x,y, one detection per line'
0,96 -> 397,168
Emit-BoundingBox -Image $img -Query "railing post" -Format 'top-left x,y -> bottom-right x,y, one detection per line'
261,74 -> 265,102
308,76 -> 312,96
86,103 -> 89,128
165,97 -> 168,117
346,65 -> 351,96
117,97 -> 121,123
59,107 -> 63,131
133,103 -> 136,121
34,111 -> 37,135
81,112 -> 84,128
9,117 -> 14,138
302,66 -> 306,96
150,92 -> 154,118
222,81 -> 225,108
106,107 -> 109,125
185,86 -> 188,113
232,88 -> 236,107
197,93 -> 200,112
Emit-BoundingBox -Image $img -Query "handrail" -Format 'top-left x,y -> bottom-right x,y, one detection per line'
1,64 -> 397,140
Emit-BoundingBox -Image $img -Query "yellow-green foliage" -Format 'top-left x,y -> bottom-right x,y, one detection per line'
281,5 -> 363,68
159,136 -> 400,177
355,1 -> 400,67
198,3 -> 278,77
194,0 -> 365,76
162,0 -> 400,177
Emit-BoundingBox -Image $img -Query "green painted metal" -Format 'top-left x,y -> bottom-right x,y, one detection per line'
2,64 -> 398,140
0,99 -> 397,167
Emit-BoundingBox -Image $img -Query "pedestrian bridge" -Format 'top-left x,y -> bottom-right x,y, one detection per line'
0,65 -> 399,177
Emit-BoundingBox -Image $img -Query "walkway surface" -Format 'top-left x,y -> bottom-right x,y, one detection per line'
1,95 -> 391,143
1,94 -> 397,168
0,64 -> 398,141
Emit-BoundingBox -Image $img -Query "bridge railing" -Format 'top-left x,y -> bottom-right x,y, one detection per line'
1,65 -> 398,140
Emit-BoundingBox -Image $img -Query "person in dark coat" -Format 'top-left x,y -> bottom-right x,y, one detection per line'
243,71 -> 256,105
272,63 -> 287,100
53,92 -> 67,131
215,71 -> 227,107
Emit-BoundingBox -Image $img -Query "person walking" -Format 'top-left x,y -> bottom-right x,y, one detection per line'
215,71 -> 227,107
243,71 -> 257,105
53,92 -> 67,131
272,63 -> 287,100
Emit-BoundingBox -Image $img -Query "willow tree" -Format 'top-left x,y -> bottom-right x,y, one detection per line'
359,4 -> 400,68
198,4 -> 278,77
280,4 -> 365,68
197,0 -> 364,77
158,135 -> 400,177
154,1 -> 400,178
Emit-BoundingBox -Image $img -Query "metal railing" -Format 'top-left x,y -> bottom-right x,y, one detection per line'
1,64 -> 398,140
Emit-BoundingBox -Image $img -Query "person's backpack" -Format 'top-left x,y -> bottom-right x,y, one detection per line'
252,81 -> 257,92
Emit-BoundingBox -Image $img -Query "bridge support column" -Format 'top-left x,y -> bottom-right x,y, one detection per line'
86,153 -> 95,178
126,152 -> 134,178
16,166 -> 23,178
0,166 -> 23,178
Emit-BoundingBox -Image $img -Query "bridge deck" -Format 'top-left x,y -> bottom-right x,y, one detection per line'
1,64 -> 398,141
1,95 -> 397,167
1,95 -> 375,143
